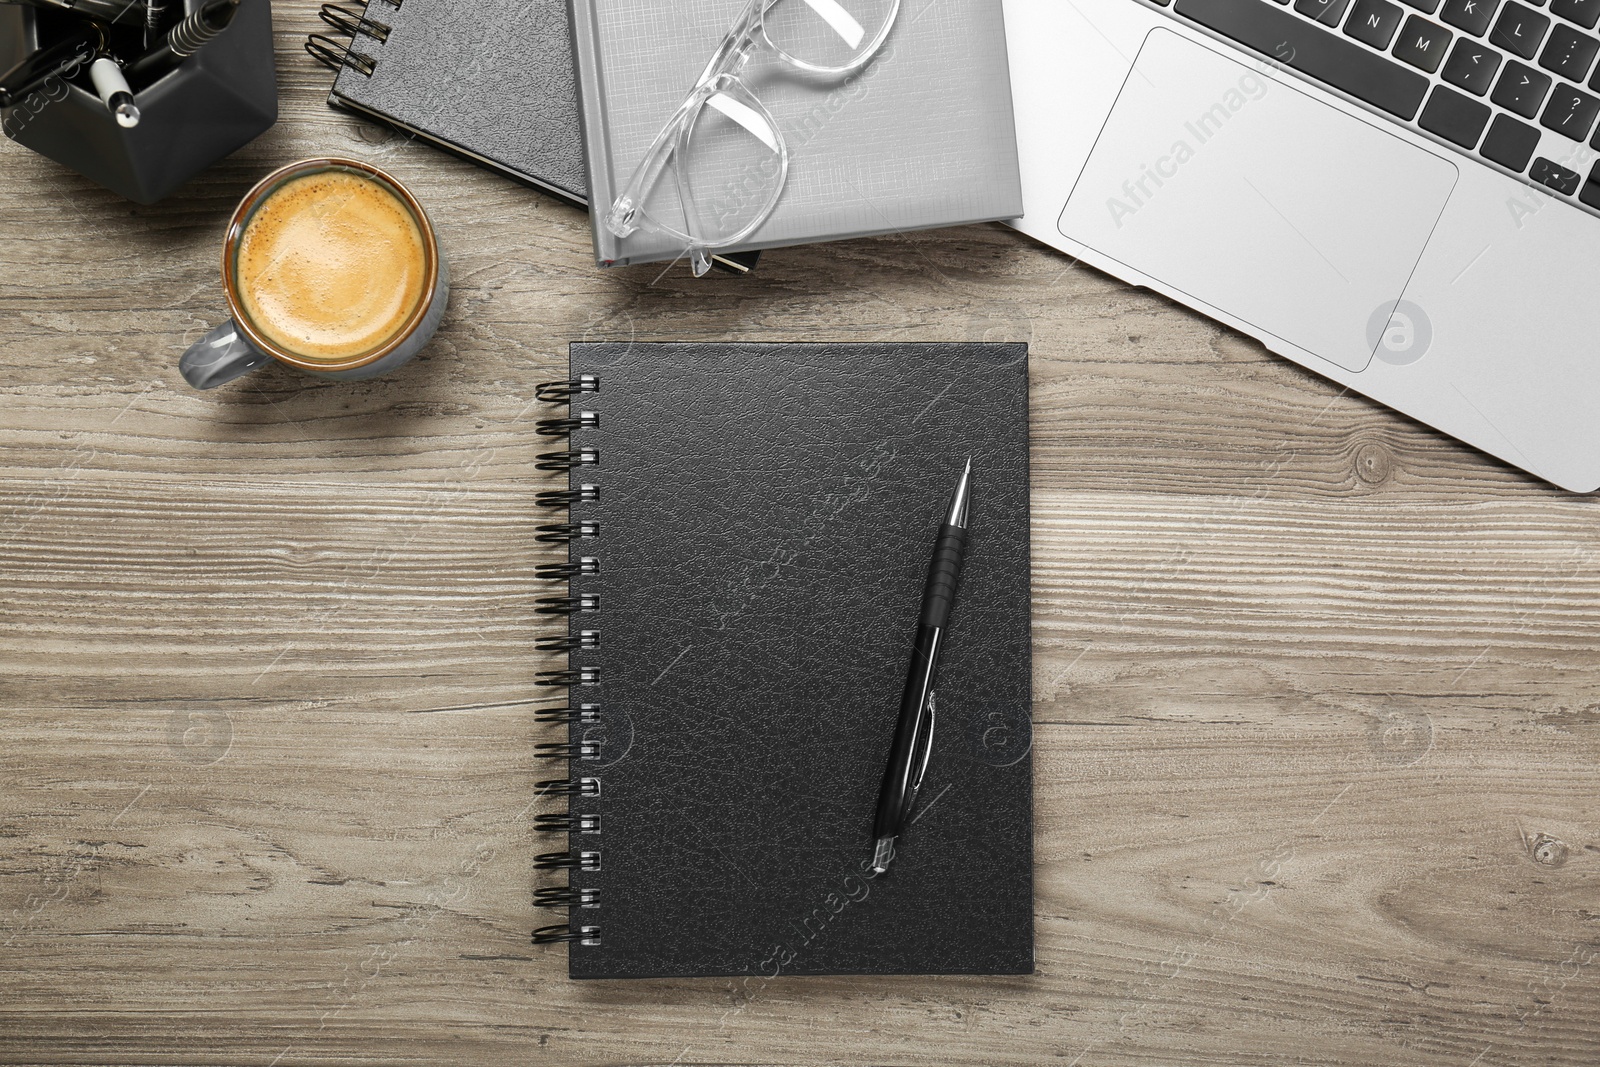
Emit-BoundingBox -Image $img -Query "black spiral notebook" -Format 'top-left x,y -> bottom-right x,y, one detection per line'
305,0 -> 587,204
531,342 -> 1034,979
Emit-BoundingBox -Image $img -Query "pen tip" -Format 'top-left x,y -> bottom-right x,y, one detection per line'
945,458 -> 972,528
871,837 -> 895,875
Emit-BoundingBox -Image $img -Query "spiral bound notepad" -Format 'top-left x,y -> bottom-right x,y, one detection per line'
305,0 -> 587,205
530,342 -> 1034,979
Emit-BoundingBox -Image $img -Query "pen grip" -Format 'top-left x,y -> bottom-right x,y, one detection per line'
917,523 -> 967,631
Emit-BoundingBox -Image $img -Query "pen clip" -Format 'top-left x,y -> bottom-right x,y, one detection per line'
910,690 -> 937,795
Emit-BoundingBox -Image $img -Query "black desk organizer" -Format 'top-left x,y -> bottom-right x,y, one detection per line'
0,0 -> 277,203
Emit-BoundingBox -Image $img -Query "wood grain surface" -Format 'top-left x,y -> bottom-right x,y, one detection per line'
3,5 -> 1599,1065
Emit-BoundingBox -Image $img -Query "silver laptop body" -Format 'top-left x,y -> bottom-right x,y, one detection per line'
1004,0 -> 1600,490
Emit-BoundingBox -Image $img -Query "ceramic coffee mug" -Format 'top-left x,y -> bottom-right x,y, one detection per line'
179,157 -> 449,389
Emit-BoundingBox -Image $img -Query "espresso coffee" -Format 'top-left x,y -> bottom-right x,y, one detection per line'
233,168 -> 429,362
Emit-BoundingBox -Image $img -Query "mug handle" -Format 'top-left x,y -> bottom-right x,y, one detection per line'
180,320 -> 272,390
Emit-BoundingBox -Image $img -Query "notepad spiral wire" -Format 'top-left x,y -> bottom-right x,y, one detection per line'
530,374 -> 603,948
303,0 -> 399,78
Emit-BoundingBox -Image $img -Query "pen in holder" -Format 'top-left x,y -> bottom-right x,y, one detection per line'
0,0 -> 277,204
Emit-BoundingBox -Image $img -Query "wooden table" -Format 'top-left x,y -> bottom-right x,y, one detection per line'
3,6 -> 1598,1065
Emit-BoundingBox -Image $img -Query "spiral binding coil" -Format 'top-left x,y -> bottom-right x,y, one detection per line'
534,885 -> 599,907
535,559 -> 599,581
535,593 -> 598,616
533,811 -> 601,833
536,776 -> 601,797
318,2 -> 392,41
536,412 -> 598,437
536,448 -> 598,472
303,0 -> 400,78
534,485 -> 598,508
532,377 -> 603,949
536,666 -> 598,688
535,520 -> 597,545
535,703 -> 599,725
535,375 -> 599,403
532,921 -> 600,944
534,630 -> 600,654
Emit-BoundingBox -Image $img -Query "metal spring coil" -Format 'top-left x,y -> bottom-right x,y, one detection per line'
303,0 -> 401,76
531,376 -> 602,949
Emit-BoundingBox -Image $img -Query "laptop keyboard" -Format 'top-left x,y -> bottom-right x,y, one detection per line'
1158,0 -> 1600,211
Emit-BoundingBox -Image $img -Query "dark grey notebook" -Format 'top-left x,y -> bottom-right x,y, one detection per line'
317,0 -> 586,205
533,342 -> 1034,979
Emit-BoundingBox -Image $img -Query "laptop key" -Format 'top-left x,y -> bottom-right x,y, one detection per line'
1480,111 -> 1544,167
1550,0 -> 1600,27
1175,0 -> 1431,118
1347,0 -> 1407,45
1490,1 -> 1552,56
1297,0 -> 1354,24
1419,83 -> 1494,144
1399,0 -> 1441,11
1492,59 -> 1554,114
1395,14 -> 1455,67
1538,22 -> 1600,77
1443,38 -> 1504,92
1580,160 -> 1600,206
1530,156 -> 1581,191
1540,82 -> 1600,138
1442,0 -> 1499,35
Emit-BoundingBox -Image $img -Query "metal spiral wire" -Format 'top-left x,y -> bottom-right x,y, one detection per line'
535,704 -> 599,725
536,412 -> 599,437
532,377 -> 603,950
534,630 -> 599,654
532,922 -> 599,945
535,375 -> 599,403
534,885 -> 599,908
535,485 -> 598,508
536,448 -> 598,472
536,593 -> 598,616
304,33 -> 374,75
535,521 -> 598,545
303,0 -> 401,76
535,558 -> 599,581
317,3 -> 390,41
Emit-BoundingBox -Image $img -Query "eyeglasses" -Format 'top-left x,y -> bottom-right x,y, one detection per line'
604,0 -> 900,277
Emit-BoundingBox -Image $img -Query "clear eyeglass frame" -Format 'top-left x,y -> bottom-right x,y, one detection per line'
603,0 -> 901,277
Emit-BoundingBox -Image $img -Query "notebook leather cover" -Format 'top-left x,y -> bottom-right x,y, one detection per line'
327,0 -> 587,204
538,341 -> 1034,978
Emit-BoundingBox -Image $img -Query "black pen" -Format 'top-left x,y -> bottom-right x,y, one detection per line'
871,458 -> 972,875
125,0 -> 239,83
0,22 -> 101,108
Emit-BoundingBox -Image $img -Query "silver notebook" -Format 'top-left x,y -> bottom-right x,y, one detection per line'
570,0 -> 1024,267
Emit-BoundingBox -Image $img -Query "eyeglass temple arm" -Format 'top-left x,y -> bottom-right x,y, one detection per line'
670,109 -> 721,276
605,1 -> 769,240
605,86 -> 715,239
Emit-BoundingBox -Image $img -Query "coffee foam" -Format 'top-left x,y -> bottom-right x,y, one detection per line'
234,169 -> 429,362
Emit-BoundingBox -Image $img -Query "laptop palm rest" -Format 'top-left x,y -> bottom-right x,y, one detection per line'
1059,29 -> 1457,373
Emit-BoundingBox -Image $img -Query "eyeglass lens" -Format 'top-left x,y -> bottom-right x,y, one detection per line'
761,0 -> 898,72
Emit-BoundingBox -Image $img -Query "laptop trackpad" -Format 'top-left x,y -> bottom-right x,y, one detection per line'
1059,29 -> 1457,373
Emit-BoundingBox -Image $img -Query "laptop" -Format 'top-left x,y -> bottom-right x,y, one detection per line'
1002,0 -> 1600,491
